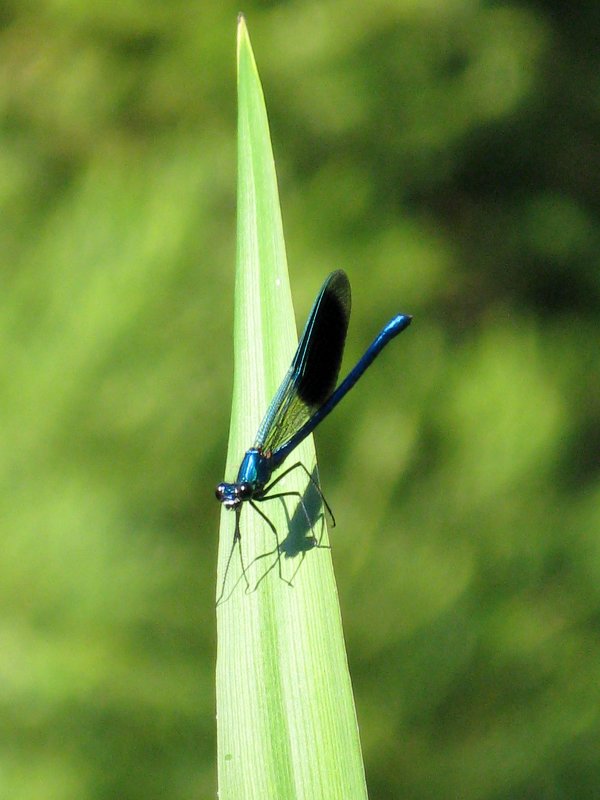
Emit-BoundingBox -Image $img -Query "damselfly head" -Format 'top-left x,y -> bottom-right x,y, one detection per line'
215,481 -> 253,509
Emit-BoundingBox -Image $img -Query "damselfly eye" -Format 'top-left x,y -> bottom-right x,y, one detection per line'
215,484 -> 226,501
238,483 -> 253,499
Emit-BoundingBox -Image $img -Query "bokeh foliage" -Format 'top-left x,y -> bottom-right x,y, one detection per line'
1,2 -> 598,798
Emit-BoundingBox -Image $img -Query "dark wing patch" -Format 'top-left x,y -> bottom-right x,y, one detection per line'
254,270 -> 351,451
294,270 -> 351,406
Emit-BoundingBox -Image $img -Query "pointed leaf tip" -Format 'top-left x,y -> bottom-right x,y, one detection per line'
237,12 -> 249,57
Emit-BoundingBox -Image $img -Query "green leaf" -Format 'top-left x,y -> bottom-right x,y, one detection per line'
215,15 -> 368,800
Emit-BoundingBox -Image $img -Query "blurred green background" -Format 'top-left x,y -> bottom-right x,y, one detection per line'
2,1 -> 599,798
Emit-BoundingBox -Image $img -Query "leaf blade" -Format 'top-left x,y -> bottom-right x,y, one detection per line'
216,15 -> 368,800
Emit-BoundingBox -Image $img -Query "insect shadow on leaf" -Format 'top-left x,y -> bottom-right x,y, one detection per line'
216,465 -> 332,606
